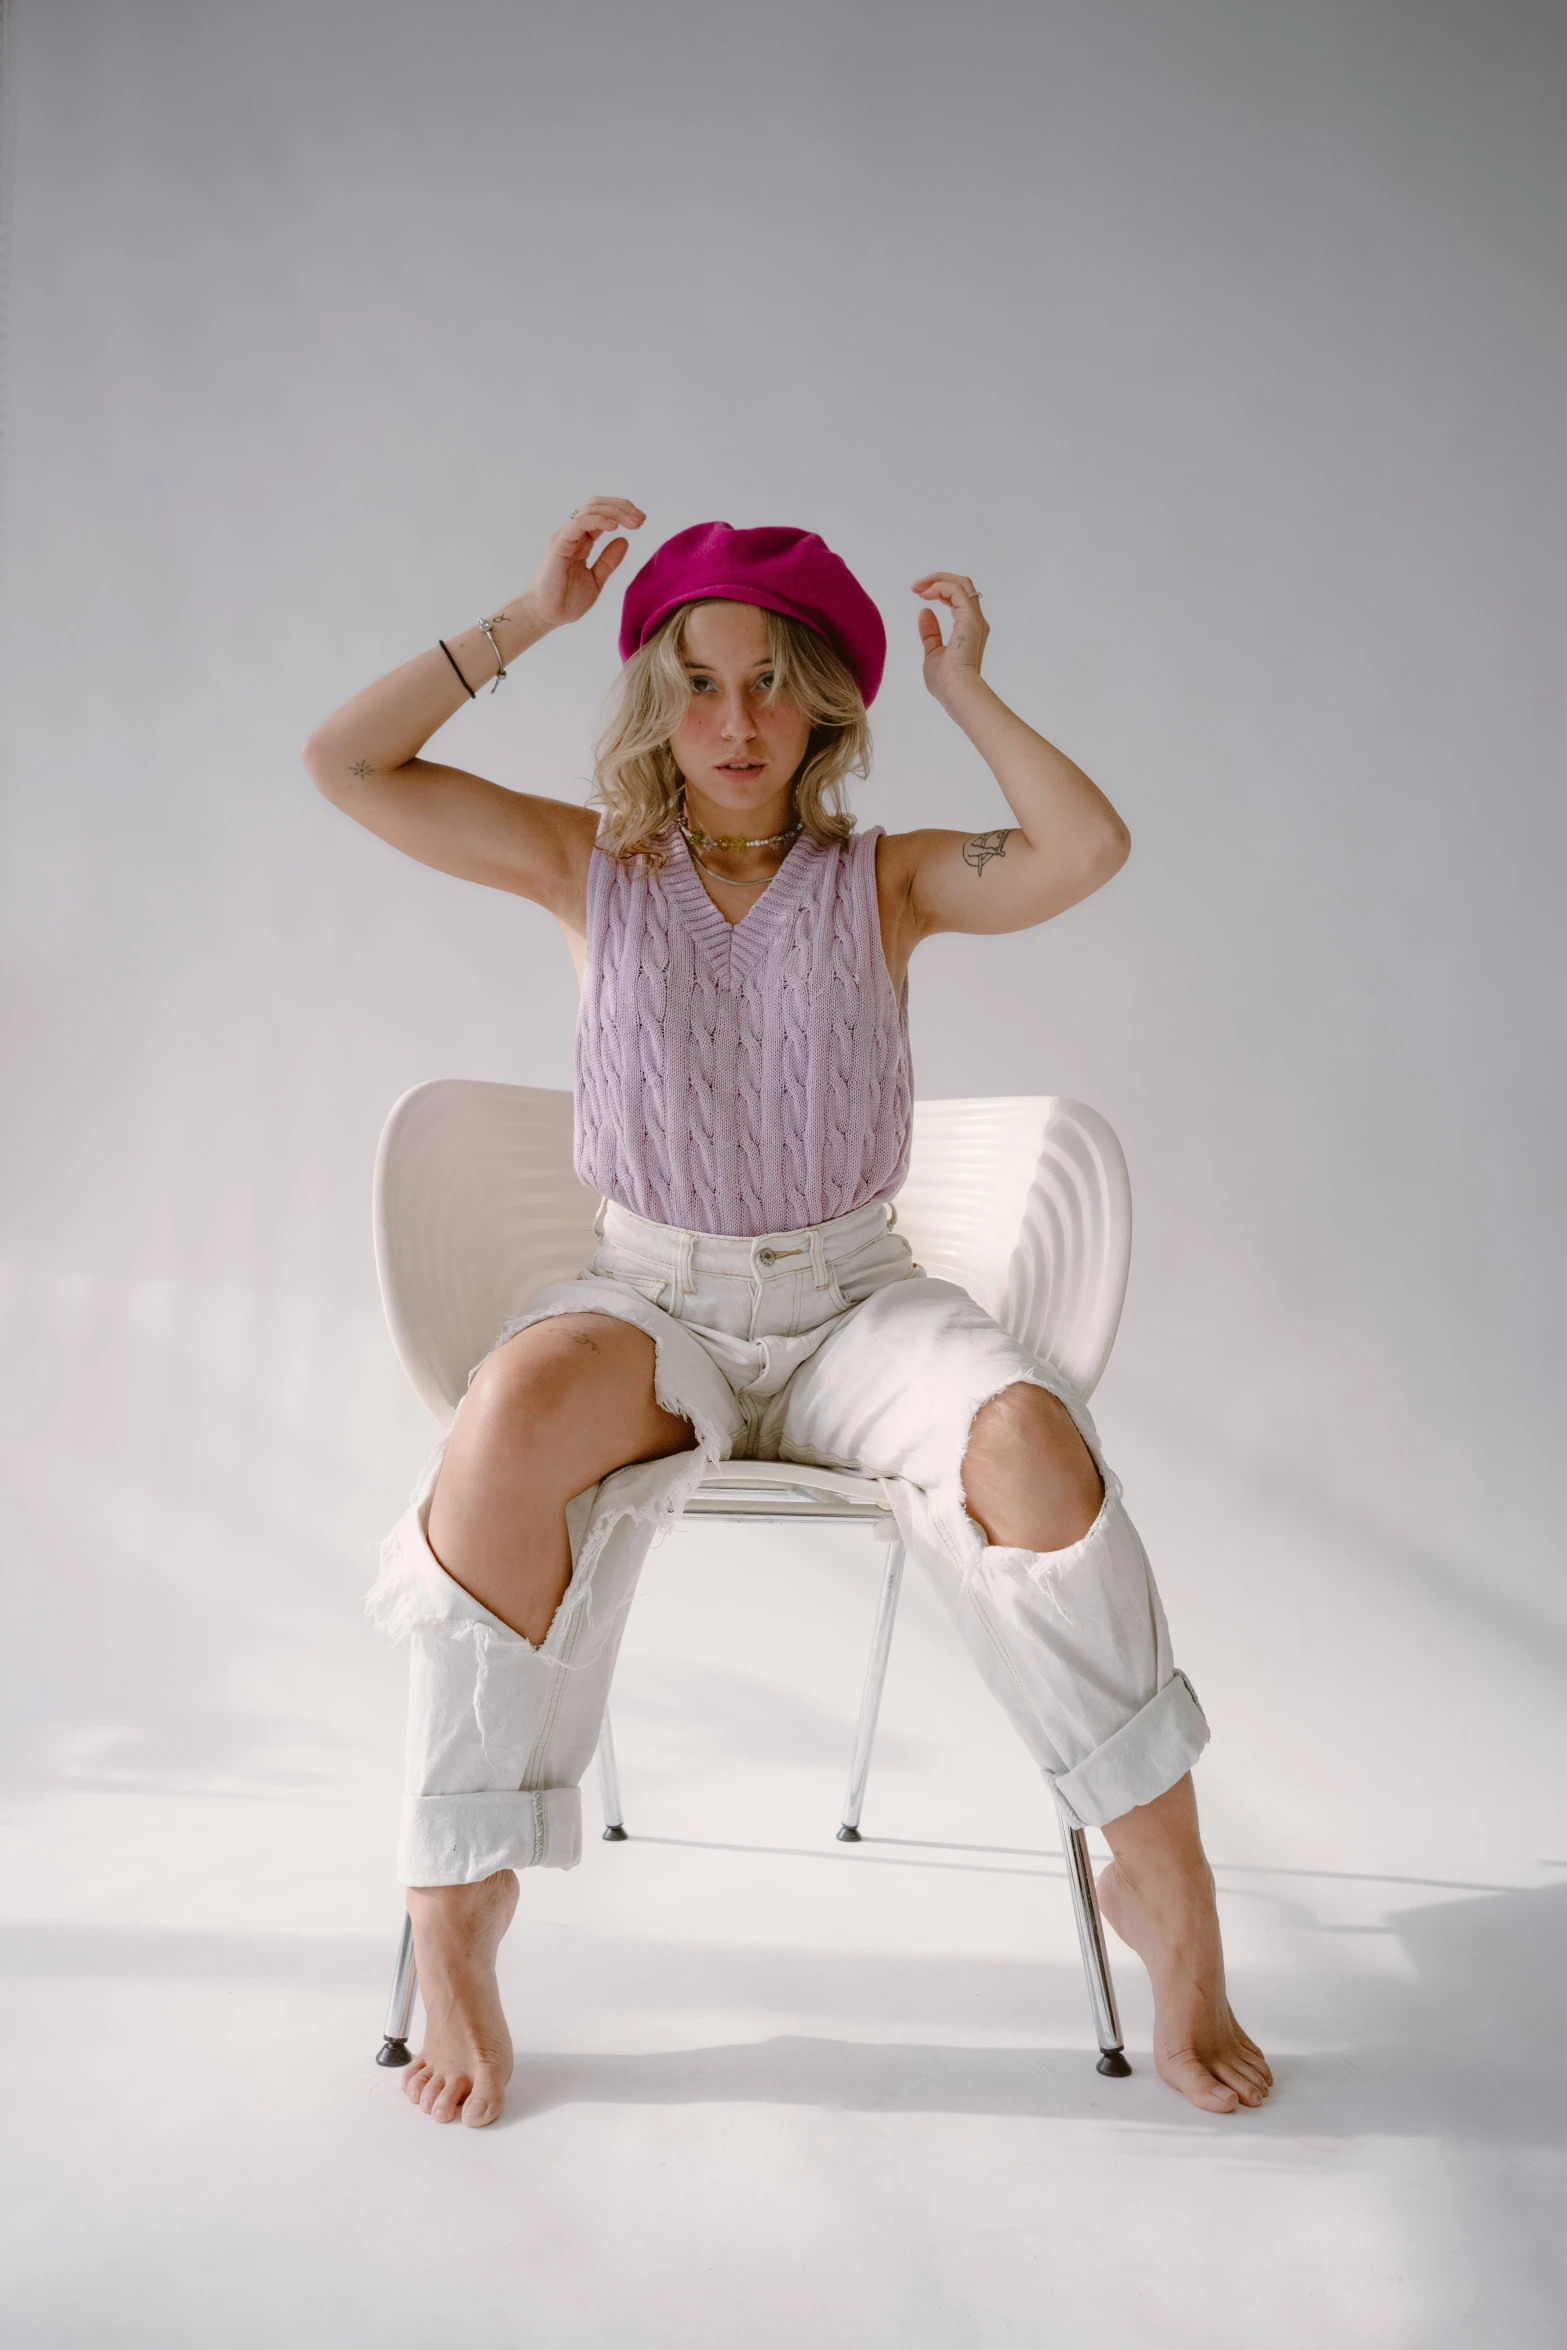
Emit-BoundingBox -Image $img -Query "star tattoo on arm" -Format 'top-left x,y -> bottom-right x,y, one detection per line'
962,827 -> 1011,876
348,758 -> 375,779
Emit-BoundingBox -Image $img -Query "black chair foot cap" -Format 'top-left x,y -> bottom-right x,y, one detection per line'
376,2037 -> 414,2069
1096,2049 -> 1133,2078
836,1824 -> 862,1842
602,1824 -> 628,1842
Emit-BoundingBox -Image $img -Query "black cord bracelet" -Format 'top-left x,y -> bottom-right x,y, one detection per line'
438,638 -> 477,699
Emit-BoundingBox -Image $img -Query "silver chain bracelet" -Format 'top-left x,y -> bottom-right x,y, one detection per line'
476,612 -> 509,693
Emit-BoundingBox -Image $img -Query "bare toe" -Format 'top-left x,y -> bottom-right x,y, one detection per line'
1236,2026 -> 1271,2074
1216,2060 -> 1269,2107
430,2072 -> 471,2124
402,2062 -> 431,2104
462,2077 -> 506,2129
1160,2050 -> 1240,2112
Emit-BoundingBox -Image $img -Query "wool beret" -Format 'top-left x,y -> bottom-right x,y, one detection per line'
618,519 -> 886,706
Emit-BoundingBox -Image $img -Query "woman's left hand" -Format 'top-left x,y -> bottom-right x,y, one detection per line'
913,573 -> 989,704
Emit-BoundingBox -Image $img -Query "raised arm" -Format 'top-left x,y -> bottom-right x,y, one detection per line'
890,572 -> 1131,943
300,497 -> 645,918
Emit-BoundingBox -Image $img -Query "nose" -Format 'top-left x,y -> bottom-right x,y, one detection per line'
718,689 -> 757,742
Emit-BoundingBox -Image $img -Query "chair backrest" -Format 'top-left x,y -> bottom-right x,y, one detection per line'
892,1096 -> 1131,1400
374,1083 -> 1131,1426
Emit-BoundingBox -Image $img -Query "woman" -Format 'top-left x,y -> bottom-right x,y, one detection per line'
303,498 -> 1271,2130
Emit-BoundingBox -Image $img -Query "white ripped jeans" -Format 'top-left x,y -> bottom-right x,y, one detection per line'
368,1196 -> 1210,1887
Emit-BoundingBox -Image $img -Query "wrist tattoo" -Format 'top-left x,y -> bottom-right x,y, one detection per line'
348,758 -> 375,779
962,827 -> 1011,876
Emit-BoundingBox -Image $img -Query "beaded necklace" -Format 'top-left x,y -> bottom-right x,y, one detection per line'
676,790 -> 802,854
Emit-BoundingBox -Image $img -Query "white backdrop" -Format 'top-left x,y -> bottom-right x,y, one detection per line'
2,4 -> 1565,2338
6,0 -> 1563,1663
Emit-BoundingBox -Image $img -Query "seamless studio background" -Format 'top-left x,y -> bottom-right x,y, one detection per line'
1,4 -> 1564,2346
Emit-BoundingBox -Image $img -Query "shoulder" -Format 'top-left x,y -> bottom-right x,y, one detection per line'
585,828 -> 682,912
585,821 -> 663,876
825,823 -> 895,904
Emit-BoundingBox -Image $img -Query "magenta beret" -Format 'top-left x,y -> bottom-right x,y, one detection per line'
618,519 -> 886,707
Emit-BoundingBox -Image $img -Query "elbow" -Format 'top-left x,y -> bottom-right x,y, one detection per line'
301,727 -> 348,801
1063,817 -> 1129,908
1096,815 -> 1131,885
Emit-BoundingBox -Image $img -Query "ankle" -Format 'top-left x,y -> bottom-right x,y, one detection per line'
1103,1843 -> 1214,1906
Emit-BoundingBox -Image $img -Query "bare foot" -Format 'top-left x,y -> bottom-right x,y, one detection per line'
401,1870 -> 519,2128
1096,1779 -> 1272,2115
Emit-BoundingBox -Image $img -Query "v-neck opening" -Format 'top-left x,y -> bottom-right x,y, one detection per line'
664,828 -> 816,980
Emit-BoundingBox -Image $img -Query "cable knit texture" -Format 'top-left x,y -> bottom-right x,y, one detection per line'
575,824 -> 913,1237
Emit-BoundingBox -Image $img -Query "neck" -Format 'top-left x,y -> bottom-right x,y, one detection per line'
676,792 -> 799,896
679,783 -> 798,847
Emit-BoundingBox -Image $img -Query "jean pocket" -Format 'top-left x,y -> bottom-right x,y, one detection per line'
825,1231 -> 918,1312
587,1255 -> 674,1312
622,1273 -> 674,1309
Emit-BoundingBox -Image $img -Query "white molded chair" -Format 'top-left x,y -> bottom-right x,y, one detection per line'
372,1082 -> 1136,2077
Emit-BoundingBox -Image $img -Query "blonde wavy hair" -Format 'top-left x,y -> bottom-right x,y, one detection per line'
591,601 -> 872,862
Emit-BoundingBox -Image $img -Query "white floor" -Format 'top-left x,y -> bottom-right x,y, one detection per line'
2,1296 -> 1564,2348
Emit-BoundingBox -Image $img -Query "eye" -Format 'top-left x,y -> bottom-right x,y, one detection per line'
687,672 -> 715,693
755,671 -> 776,692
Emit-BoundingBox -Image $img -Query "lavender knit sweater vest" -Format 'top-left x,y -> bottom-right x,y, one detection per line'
574,824 -> 913,1238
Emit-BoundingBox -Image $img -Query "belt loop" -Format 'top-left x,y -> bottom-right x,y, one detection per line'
808,1227 -> 830,1289
885,1201 -> 898,1231
592,1197 -> 608,1238
677,1227 -> 695,1295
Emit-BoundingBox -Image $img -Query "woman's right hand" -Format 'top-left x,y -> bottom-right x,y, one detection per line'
301,494 -> 647,926
521,496 -> 646,632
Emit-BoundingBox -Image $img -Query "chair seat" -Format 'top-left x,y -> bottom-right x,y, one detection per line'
684,1457 -> 895,1528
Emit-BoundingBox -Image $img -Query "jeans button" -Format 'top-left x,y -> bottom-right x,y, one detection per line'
756,1246 -> 776,1267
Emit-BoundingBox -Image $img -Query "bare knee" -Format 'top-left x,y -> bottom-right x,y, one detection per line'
461,1323 -> 619,1455
427,1317 -> 691,1646
961,1380 -> 1104,1552
445,1316 -> 690,1502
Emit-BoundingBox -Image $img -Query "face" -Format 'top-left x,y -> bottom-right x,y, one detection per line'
666,602 -> 811,829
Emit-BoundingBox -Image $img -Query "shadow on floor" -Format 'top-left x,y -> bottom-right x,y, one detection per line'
501,1880 -> 1567,2145
500,2033 -> 1567,2147
10,1884 -> 1563,2149
1395,1880 -> 1567,2061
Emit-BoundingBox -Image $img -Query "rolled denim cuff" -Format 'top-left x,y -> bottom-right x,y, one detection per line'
398,1787 -> 582,1886
1049,1669 -> 1210,1830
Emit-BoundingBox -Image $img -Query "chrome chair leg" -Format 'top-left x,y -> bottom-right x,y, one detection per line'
1054,1791 -> 1131,2077
375,1910 -> 418,2067
837,1536 -> 906,1841
598,1707 -> 627,1842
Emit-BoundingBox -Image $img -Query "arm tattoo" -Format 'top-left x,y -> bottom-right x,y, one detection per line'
962,827 -> 1011,876
348,758 -> 375,779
